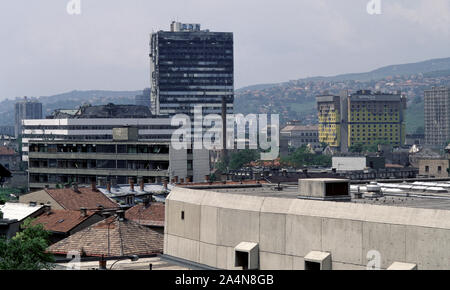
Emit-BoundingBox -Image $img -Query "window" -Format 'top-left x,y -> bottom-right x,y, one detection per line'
425,166 -> 429,173
181,211 -> 185,220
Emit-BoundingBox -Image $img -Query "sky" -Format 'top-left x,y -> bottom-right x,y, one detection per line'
0,0 -> 449,100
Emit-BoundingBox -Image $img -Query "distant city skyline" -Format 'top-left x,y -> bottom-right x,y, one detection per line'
0,0 -> 449,100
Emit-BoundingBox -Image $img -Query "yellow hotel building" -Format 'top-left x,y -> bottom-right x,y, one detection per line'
317,90 -> 407,152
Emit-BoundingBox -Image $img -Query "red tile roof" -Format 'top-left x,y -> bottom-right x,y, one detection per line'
32,209 -> 97,234
47,216 -> 163,257
0,146 -> 15,156
45,187 -> 118,211
125,203 -> 165,227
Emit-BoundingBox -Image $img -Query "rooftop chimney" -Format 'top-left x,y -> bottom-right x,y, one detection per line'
174,176 -> 179,183
91,181 -> 97,191
80,207 -> 87,217
143,196 -> 152,207
140,179 -> 145,191
116,210 -> 125,221
106,181 -> 111,193
129,178 -> 135,192
163,179 -> 168,190
72,183 -> 80,193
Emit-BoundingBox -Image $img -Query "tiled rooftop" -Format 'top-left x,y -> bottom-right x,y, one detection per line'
45,187 -> 118,210
32,209 -> 97,233
47,215 -> 163,257
125,202 -> 165,227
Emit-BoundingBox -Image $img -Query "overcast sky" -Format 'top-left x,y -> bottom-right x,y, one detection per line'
0,0 -> 449,100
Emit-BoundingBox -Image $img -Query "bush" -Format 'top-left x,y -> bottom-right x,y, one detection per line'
0,218 -> 54,270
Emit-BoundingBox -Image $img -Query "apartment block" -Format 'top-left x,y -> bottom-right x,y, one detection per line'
317,90 -> 406,151
424,87 -> 450,147
280,124 -> 320,149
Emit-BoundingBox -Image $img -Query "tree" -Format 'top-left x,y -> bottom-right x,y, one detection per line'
228,149 -> 260,170
0,218 -> 54,270
215,149 -> 260,171
349,143 -> 364,153
281,146 -> 331,168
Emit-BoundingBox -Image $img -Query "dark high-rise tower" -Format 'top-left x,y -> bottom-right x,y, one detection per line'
150,22 -> 234,116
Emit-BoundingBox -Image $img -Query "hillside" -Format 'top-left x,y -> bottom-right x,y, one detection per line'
237,57 -> 450,92
0,90 -> 142,126
1,57 -> 449,135
235,57 -> 450,134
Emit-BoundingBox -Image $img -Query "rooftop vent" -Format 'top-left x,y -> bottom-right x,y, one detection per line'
298,178 -> 351,202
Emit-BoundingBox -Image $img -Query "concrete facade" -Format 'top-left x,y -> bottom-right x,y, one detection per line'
424,87 -> 450,147
164,187 -> 450,270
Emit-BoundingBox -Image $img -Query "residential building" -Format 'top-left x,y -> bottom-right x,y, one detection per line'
98,181 -> 171,205
47,212 -> 163,258
317,90 -> 407,152
19,184 -> 118,210
0,135 -> 18,150
0,219 -> 20,240
424,87 -> 450,147
418,158 -> 449,178
317,94 -> 346,149
125,201 -> 165,234
32,208 -> 105,244
150,22 -> 234,116
0,202 -> 46,238
280,124 -> 319,149
15,97 -> 42,138
0,146 -> 21,171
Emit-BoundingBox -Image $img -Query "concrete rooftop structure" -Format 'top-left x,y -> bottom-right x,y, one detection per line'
163,180 -> 450,270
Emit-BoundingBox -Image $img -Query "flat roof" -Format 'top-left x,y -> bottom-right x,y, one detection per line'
54,256 -> 189,270
29,140 -> 170,145
204,183 -> 450,211
0,202 -> 43,221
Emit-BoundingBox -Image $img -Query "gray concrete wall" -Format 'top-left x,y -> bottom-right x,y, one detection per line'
165,187 -> 450,270
333,157 -> 367,171
192,149 -> 210,183
169,145 -> 188,180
